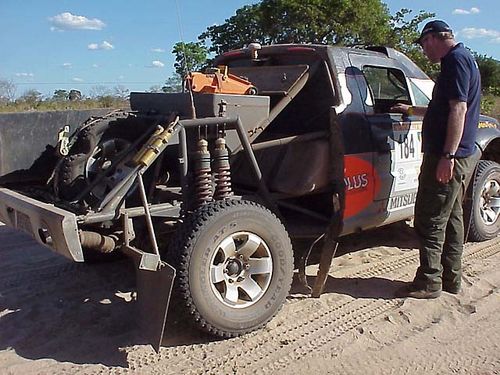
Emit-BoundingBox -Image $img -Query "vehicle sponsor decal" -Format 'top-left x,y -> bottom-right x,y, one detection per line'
478,121 -> 497,129
391,121 -> 422,193
388,192 -> 417,211
343,155 -> 380,218
345,173 -> 368,191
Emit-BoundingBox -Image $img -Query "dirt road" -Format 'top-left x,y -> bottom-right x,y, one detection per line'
1,222 -> 499,374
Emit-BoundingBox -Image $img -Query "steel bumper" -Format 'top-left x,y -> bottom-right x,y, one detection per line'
0,188 -> 83,261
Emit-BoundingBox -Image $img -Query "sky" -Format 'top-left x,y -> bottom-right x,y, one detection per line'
1,0 -> 499,98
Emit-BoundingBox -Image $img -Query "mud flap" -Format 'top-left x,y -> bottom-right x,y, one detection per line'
311,192 -> 342,298
136,261 -> 176,352
311,236 -> 339,297
124,247 -> 176,352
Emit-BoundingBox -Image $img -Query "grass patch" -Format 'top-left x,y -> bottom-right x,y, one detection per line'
0,98 -> 129,113
490,95 -> 500,120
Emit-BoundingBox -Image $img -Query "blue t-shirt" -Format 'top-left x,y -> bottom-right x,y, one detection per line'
422,43 -> 481,157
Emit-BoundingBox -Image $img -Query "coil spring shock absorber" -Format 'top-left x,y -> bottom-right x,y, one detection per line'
213,136 -> 233,200
194,138 -> 213,207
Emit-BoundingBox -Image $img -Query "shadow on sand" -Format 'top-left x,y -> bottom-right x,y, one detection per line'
0,229 -> 217,368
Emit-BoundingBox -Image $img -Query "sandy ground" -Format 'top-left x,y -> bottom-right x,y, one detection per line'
0,220 -> 499,375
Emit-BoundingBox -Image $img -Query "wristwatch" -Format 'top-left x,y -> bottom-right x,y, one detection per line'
442,152 -> 455,160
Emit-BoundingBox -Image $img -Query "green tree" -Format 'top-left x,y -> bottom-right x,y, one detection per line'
199,0 -> 394,55
161,75 -> 183,93
172,41 -> 208,77
52,89 -> 68,101
473,53 -> 500,93
199,4 -> 262,55
387,9 -> 437,78
198,1 -> 437,79
68,89 -> 82,101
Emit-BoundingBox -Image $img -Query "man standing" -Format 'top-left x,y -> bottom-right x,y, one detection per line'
393,20 -> 481,298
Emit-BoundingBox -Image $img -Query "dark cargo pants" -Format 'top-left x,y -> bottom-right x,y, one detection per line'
413,152 -> 477,292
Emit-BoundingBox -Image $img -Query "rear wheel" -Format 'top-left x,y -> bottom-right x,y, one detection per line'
167,199 -> 293,337
468,160 -> 500,241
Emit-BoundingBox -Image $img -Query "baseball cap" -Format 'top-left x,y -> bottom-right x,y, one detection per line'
415,20 -> 453,44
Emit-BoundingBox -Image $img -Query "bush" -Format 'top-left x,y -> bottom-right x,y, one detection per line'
481,95 -> 495,115
0,97 -> 129,113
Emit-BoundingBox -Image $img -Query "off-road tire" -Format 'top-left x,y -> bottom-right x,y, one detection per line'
166,199 -> 293,337
468,160 -> 500,241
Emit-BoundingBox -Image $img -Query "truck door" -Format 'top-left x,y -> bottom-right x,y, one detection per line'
335,62 -> 377,229
348,53 -> 423,225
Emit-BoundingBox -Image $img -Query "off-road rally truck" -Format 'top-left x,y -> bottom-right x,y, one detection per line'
1,43 -> 499,350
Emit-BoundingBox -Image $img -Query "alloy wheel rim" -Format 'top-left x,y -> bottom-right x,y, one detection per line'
209,231 -> 273,308
479,177 -> 500,226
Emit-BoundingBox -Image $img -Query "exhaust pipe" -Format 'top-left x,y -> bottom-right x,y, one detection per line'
79,230 -> 116,253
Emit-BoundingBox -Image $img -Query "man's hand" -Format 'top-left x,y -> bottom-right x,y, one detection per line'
390,103 -> 411,114
436,157 -> 454,183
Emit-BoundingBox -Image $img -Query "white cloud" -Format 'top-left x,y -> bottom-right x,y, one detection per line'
49,12 -> 105,31
15,72 -> 34,78
461,28 -> 500,43
101,41 -> 114,50
453,7 -> 481,15
88,41 -> 114,50
62,62 -> 72,69
151,48 -> 165,53
92,64 -> 99,68
72,77 -> 84,82
151,60 -> 165,68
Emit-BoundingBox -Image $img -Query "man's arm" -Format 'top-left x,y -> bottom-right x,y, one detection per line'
390,103 -> 427,117
435,99 -> 467,183
443,100 -> 467,155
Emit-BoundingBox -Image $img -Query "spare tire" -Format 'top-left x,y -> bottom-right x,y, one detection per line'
54,113 -> 155,207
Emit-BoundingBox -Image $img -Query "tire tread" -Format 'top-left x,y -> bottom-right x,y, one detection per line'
468,160 -> 500,241
165,199 -> 293,338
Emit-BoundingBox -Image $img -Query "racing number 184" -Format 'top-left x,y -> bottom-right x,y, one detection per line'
398,133 -> 415,159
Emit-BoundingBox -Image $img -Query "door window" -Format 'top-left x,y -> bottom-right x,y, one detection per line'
409,80 -> 431,106
362,66 -> 411,113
